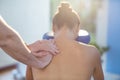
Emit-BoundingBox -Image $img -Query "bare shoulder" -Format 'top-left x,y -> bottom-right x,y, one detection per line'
77,42 -> 101,58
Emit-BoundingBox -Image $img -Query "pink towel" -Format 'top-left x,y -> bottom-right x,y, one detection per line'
28,39 -> 58,68
36,51 -> 53,68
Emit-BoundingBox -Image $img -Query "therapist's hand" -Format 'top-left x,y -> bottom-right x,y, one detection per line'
28,39 -> 59,57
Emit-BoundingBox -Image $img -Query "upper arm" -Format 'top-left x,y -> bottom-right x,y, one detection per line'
26,66 -> 33,80
93,48 -> 104,80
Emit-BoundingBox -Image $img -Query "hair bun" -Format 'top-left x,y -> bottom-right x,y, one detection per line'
58,2 -> 72,13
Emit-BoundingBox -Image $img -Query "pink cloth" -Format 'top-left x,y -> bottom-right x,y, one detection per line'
28,39 -> 57,68
37,51 -> 53,68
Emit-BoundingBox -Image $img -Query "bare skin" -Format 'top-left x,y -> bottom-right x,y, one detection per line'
0,16 -> 58,69
26,27 -> 104,80
26,2 -> 104,79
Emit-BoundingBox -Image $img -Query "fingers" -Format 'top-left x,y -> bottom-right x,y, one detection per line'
49,45 -> 59,55
28,41 -> 40,52
32,51 -> 49,58
49,39 -> 55,44
40,39 -> 59,54
49,39 -> 59,54
48,44 -> 59,55
29,39 -> 59,56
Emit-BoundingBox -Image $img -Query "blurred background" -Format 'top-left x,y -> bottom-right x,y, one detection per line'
0,0 -> 120,80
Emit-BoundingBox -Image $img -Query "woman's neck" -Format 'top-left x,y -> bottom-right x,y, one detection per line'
54,27 -> 77,51
54,27 -> 76,41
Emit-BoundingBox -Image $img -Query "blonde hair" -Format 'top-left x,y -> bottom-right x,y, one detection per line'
53,2 -> 80,29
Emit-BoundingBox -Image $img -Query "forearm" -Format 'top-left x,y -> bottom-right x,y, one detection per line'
0,31 -> 44,68
0,16 -> 43,68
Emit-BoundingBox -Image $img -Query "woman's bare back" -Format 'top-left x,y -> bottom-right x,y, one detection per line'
31,39 -> 103,80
